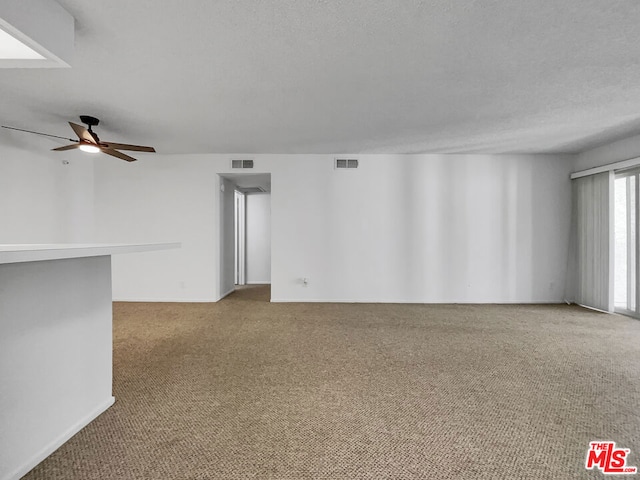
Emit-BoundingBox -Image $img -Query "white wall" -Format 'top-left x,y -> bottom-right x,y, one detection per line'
574,132 -> 640,171
245,193 -> 271,284
91,153 -> 573,303
93,155 -> 217,301
0,144 -> 572,304
271,155 -> 572,302
0,143 -> 94,243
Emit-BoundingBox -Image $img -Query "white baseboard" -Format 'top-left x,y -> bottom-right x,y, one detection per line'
217,287 -> 236,301
576,303 -> 613,314
270,298 -> 569,304
113,298 -> 217,303
3,396 -> 115,480
113,297 -> 566,305
246,281 -> 271,285
270,298 -> 428,303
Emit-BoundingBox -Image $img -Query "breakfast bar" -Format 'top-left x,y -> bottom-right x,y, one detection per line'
0,243 -> 179,480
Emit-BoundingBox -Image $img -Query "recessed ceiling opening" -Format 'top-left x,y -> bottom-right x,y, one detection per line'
0,28 -> 44,59
0,0 -> 74,68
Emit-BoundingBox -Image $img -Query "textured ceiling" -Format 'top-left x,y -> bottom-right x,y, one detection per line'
2,0 -> 640,154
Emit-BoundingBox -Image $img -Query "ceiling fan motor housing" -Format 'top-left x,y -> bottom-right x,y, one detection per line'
79,115 -> 99,127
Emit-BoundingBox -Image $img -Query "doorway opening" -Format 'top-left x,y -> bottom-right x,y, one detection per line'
218,173 -> 271,300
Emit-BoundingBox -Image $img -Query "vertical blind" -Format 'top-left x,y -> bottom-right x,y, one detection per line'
572,171 -> 614,312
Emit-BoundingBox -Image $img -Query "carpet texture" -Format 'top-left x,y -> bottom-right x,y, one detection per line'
23,286 -> 640,479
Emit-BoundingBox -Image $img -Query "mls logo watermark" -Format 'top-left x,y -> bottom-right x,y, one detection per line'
586,441 -> 637,475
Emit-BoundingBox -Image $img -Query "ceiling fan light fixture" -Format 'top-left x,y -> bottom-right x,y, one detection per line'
79,143 -> 100,153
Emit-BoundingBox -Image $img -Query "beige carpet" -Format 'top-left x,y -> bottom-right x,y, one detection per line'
23,286 -> 640,479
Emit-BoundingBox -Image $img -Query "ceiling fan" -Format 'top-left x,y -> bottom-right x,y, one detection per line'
1,115 -> 156,162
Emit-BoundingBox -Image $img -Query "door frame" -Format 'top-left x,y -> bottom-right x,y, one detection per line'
235,190 -> 246,285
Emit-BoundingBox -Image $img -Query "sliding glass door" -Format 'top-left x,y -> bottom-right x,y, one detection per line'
614,171 -> 639,316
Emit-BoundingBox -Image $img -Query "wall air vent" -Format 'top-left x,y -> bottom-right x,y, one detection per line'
335,158 -> 358,169
231,159 -> 254,169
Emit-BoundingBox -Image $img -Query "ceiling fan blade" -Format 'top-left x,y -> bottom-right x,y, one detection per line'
52,144 -> 79,151
2,125 -> 76,142
69,122 -> 98,144
101,148 -> 137,162
100,142 -> 155,152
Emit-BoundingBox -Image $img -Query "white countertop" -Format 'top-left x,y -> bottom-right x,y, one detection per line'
0,243 -> 181,264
